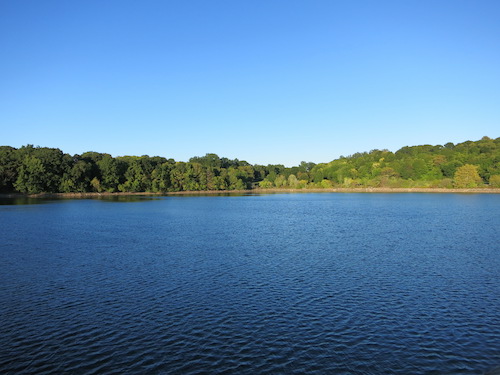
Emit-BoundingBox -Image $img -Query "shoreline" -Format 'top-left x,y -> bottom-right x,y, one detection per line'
1,187 -> 500,199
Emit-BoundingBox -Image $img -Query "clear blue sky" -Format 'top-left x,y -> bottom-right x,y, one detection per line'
1,0 -> 499,166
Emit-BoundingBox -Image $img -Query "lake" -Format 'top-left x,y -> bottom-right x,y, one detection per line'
0,193 -> 499,374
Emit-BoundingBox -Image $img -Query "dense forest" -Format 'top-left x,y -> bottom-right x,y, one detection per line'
0,136 -> 499,194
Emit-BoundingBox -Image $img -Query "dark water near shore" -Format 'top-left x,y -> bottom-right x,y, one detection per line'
0,193 -> 499,374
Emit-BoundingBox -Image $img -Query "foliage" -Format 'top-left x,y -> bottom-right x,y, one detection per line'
453,164 -> 483,188
14,156 -> 46,194
489,175 -> 500,188
0,137 -> 498,193
0,146 -> 19,192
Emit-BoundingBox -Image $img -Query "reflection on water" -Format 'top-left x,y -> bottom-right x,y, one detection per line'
0,195 -> 160,205
0,192 -> 257,205
0,197 -> 49,205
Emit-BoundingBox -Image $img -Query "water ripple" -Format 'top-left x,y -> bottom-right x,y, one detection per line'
1,194 -> 499,374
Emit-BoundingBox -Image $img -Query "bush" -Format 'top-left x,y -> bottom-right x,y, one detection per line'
489,175 -> 500,188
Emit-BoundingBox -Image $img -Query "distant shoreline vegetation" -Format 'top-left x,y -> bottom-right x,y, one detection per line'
1,137 -> 499,195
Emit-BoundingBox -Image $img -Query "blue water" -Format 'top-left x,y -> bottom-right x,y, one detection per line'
0,193 -> 499,374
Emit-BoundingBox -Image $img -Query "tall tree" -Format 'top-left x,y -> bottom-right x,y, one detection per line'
453,164 -> 483,188
0,146 -> 20,192
14,155 -> 46,194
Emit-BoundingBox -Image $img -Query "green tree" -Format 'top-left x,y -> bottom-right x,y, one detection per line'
189,153 -> 221,169
90,177 -> 103,192
320,179 -> 333,188
170,162 -> 187,191
61,159 -> 93,192
453,164 -> 483,188
287,174 -> 299,188
213,175 -> 228,190
118,156 -> 158,192
272,174 -> 286,188
14,156 -> 46,194
488,175 -> 500,188
227,167 -> 245,190
2,137 -> 499,193
151,162 -> 172,192
0,146 -> 20,192
28,147 -> 69,192
258,179 -> 274,188
183,163 -> 204,191
97,155 -> 122,192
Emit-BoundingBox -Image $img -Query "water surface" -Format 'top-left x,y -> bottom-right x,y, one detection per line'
1,193 -> 499,374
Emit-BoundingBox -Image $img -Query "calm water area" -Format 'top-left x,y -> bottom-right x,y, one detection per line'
0,193 -> 499,374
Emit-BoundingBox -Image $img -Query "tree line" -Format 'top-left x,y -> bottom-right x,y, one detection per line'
259,136 -> 500,189
0,136 -> 499,194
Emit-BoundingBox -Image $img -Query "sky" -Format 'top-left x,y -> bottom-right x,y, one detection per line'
1,0 -> 499,166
